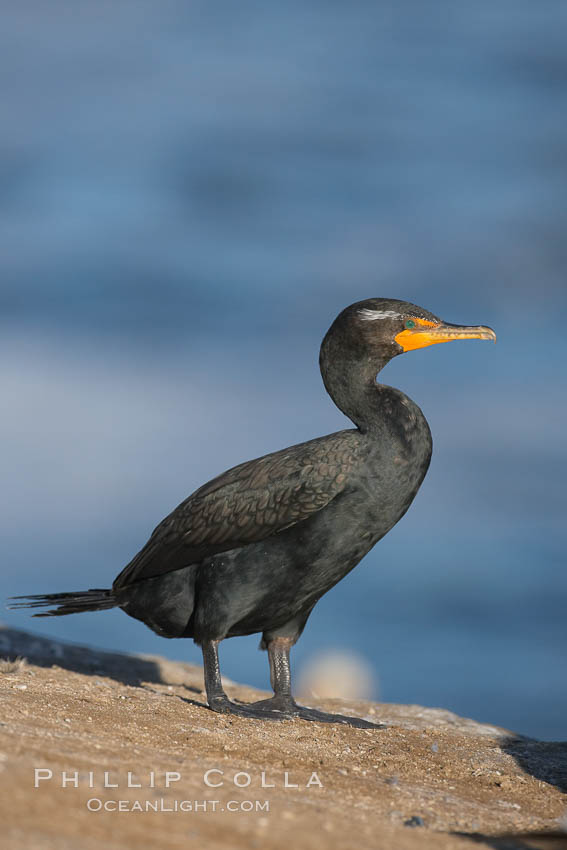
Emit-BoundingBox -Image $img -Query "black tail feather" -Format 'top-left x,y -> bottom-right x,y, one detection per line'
7,589 -> 117,617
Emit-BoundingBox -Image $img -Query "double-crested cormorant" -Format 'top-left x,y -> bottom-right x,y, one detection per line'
10,299 -> 496,723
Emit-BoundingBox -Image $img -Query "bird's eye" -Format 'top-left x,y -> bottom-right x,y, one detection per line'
405,319 -> 416,329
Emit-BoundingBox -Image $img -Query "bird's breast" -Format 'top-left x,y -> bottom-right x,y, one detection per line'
354,395 -> 432,532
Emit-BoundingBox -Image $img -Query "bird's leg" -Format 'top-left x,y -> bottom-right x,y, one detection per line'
202,638 -> 380,727
201,638 -> 288,719
268,635 -> 296,709
253,639 -> 382,728
246,636 -> 300,715
202,639 -> 231,712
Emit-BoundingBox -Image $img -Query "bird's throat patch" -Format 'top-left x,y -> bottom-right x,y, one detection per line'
395,318 -> 439,352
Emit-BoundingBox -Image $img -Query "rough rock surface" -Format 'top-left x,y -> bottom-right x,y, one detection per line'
0,625 -> 565,850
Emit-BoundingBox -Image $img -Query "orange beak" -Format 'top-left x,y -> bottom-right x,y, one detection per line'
395,319 -> 497,353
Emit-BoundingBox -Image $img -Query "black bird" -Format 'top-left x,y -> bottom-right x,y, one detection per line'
10,299 -> 496,723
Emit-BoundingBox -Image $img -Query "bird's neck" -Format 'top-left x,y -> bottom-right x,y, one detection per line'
319,347 -> 393,433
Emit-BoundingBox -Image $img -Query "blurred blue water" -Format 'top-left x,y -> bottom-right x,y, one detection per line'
1,1 -> 566,740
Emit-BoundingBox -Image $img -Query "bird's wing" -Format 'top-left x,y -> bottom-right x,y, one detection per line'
114,431 -> 360,587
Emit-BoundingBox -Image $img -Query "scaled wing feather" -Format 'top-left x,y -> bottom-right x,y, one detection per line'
114,433 -> 359,587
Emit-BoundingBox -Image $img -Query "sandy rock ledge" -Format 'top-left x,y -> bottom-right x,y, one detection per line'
0,625 -> 565,850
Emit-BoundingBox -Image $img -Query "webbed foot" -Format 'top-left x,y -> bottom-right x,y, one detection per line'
209,694 -> 381,727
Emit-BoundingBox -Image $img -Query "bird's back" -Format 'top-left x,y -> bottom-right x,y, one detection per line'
113,428 -> 364,589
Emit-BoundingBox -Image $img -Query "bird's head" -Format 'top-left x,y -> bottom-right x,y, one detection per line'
333,298 -> 496,359
319,298 -> 496,427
